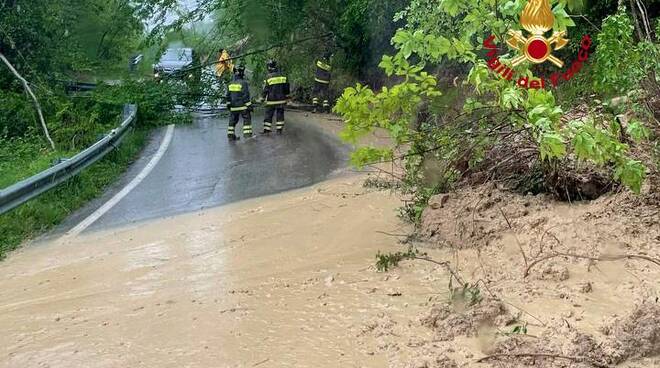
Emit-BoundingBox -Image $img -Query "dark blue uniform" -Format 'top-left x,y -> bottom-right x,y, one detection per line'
262,72 -> 290,133
226,75 -> 252,138
313,59 -> 331,112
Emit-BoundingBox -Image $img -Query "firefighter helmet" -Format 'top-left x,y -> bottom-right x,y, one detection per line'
266,59 -> 278,72
234,64 -> 246,77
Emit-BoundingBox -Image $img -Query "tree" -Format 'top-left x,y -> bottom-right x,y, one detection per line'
0,0 -> 149,143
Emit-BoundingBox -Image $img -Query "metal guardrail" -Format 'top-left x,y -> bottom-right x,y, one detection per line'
54,79 -> 98,94
0,104 -> 138,215
65,81 -> 98,93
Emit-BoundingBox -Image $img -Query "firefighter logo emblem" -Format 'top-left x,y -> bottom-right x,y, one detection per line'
506,0 -> 569,68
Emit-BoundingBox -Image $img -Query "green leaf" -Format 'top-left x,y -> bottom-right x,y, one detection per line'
441,0 -> 463,17
572,130 -> 596,160
615,159 -> 646,194
350,147 -> 394,168
379,55 -> 395,76
625,119 -> 650,142
540,132 -> 566,160
501,87 -> 523,109
552,4 -> 576,32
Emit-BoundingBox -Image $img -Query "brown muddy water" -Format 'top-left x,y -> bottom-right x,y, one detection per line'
0,175 -> 427,368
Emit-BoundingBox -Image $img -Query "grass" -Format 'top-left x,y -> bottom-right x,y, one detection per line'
0,129 -> 147,259
0,138 -> 67,189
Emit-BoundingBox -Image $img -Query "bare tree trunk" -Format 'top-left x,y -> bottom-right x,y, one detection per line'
0,52 -> 56,150
629,0 -> 645,40
635,0 -> 653,41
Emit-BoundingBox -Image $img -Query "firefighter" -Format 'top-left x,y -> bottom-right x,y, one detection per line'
261,60 -> 290,134
312,53 -> 332,113
226,65 -> 252,140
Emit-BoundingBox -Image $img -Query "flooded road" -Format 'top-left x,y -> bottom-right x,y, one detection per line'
0,175 -> 416,368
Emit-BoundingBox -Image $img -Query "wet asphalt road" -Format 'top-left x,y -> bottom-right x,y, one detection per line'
61,111 -> 348,233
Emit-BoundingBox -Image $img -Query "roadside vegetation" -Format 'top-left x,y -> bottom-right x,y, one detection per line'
163,0 -> 411,96
0,131 -> 146,258
0,1 -> 188,257
332,0 -> 659,223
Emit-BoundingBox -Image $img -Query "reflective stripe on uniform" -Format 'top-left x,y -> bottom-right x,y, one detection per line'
322,100 -> 330,107
230,106 -> 248,112
243,126 -> 253,133
263,122 -> 272,131
267,76 -> 287,85
314,78 -> 330,84
265,100 -> 287,105
276,121 -> 285,128
228,83 -> 242,92
316,61 -> 331,71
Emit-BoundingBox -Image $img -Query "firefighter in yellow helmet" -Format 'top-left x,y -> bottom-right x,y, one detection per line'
261,60 -> 290,134
225,65 -> 252,140
312,52 -> 332,113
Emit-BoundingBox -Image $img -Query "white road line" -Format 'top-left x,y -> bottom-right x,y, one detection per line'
65,124 -> 175,238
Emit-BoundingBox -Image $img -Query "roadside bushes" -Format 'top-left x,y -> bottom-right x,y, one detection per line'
0,84 -> 159,156
0,91 -> 40,139
92,80 -> 183,127
592,8 -> 659,96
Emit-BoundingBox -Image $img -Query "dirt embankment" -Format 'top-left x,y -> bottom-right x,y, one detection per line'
357,183 -> 659,368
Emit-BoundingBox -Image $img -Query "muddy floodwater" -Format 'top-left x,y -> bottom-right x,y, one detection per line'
0,176 -> 419,368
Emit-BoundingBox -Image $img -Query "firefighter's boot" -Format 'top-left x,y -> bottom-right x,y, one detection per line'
228,126 -> 238,140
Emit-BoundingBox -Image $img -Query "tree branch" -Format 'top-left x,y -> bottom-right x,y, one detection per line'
477,352 -> 610,368
0,52 -> 55,150
524,252 -> 660,278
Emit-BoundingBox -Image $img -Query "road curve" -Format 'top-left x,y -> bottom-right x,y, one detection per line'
59,111 -> 349,234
